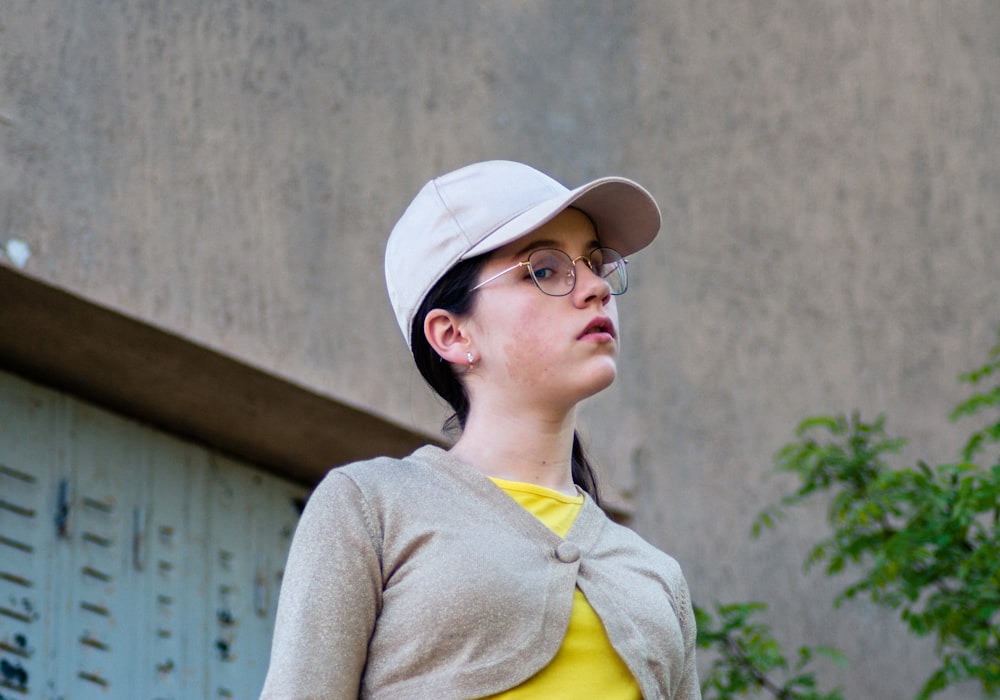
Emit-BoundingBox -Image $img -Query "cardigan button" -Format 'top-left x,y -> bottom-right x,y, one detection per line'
555,541 -> 580,563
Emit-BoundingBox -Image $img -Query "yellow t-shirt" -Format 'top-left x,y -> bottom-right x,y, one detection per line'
484,478 -> 641,700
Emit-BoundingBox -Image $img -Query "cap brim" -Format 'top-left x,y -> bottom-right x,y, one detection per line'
462,176 -> 661,260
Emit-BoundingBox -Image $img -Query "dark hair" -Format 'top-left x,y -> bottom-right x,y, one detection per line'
410,256 -> 603,506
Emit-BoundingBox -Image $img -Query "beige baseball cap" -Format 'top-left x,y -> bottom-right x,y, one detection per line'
384,160 -> 661,347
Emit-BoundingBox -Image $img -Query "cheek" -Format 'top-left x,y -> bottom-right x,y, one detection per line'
500,310 -> 560,386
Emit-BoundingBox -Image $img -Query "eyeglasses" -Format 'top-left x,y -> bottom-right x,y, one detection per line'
471,247 -> 628,297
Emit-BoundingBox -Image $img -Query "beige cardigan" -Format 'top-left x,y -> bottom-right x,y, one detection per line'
260,446 -> 700,700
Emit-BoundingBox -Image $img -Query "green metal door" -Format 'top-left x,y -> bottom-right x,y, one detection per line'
0,371 -> 307,699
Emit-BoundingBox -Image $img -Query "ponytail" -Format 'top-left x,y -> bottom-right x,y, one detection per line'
571,432 -> 601,505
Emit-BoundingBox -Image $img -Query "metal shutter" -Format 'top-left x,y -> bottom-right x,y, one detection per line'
0,371 -> 307,699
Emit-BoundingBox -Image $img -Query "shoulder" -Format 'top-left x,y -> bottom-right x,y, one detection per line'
322,445 -> 447,495
583,504 -> 689,591
293,448 -> 445,560
305,445 -> 461,524
605,516 -> 683,569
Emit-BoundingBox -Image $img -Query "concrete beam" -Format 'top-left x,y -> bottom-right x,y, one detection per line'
0,264 -> 437,486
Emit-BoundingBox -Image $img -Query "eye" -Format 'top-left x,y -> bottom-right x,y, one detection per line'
533,265 -> 557,280
527,250 -> 567,281
591,248 -> 621,279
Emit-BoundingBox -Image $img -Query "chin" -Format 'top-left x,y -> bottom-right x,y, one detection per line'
583,362 -> 618,396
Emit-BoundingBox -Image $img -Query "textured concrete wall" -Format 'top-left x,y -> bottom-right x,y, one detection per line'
2,2 -> 998,697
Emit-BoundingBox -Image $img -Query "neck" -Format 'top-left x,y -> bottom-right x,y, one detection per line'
449,401 -> 578,495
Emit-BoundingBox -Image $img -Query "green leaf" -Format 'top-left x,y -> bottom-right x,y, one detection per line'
747,324 -> 1000,699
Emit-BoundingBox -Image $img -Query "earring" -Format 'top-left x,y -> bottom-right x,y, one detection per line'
467,351 -> 475,369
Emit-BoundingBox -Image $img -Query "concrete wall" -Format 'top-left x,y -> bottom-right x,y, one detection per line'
2,2 -> 997,697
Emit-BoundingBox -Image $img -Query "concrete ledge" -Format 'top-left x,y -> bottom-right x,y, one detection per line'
0,264 -> 437,486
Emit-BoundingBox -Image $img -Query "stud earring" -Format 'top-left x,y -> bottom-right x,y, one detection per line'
467,351 -> 475,369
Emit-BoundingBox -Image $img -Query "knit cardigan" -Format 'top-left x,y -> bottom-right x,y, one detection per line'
259,446 -> 700,700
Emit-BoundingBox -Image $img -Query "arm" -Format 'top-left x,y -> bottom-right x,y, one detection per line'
673,574 -> 702,700
260,471 -> 382,699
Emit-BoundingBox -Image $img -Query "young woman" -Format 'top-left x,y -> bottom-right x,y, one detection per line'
260,161 -> 700,699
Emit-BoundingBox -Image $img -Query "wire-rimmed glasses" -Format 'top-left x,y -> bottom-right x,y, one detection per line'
471,247 -> 628,297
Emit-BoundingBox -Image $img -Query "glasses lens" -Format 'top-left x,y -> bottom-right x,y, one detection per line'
591,248 -> 628,295
527,249 -> 575,296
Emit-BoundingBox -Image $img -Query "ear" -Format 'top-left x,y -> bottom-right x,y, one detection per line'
423,309 -> 472,365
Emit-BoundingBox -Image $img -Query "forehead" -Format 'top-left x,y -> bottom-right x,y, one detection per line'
493,208 -> 600,260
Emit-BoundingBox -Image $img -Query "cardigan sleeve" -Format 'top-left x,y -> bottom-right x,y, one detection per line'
259,470 -> 382,699
673,572 -> 702,700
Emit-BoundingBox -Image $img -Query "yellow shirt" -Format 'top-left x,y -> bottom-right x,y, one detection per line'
485,478 -> 641,700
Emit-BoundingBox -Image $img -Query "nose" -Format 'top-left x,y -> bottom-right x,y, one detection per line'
571,256 -> 612,306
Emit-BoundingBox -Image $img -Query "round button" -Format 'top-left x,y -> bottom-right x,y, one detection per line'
555,541 -> 580,563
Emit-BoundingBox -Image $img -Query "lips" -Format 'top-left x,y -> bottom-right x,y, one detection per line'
578,316 -> 616,340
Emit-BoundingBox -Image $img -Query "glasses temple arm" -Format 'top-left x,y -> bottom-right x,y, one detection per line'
470,261 -> 528,292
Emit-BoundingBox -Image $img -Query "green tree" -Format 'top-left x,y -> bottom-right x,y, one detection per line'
696,601 -> 845,700
697,327 -> 1000,699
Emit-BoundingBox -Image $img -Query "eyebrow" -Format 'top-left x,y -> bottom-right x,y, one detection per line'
511,237 -> 603,260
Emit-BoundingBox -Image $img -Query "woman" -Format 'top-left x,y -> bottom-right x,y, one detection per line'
260,160 -> 700,699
